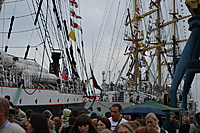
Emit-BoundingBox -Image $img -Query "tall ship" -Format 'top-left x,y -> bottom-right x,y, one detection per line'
85,0 -> 199,116
0,0 -> 88,115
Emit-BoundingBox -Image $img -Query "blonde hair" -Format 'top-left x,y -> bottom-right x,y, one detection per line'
145,113 -> 158,123
115,122 -> 133,133
182,116 -> 190,124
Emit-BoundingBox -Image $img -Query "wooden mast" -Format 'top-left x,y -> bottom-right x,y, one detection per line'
133,0 -> 140,90
126,0 -> 140,90
156,0 -> 162,86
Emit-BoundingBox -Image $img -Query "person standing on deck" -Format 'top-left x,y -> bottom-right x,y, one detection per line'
108,104 -> 127,132
0,97 -> 26,133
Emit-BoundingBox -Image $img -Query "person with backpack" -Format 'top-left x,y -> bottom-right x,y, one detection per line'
189,112 -> 200,133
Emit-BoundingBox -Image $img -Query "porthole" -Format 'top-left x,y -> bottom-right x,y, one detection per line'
49,99 -> 51,103
19,98 -> 22,104
57,98 -> 59,103
35,98 -> 38,104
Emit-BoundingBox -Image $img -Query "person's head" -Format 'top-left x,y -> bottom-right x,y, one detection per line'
135,126 -> 158,133
13,105 -> 20,113
182,116 -> 190,124
91,112 -> 98,119
195,112 -> 200,121
71,114 -> 98,133
174,115 -> 178,120
69,116 -> 76,126
97,117 -> 111,132
0,97 -> 9,120
43,110 -> 52,119
131,114 -> 141,121
110,104 -> 122,122
71,109 -> 80,118
8,113 -> 14,123
105,112 -> 111,118
4,95 -> 11,101
99,129 -> 112,133
26,109 -> 33,119
126,120 -> 141,131
145,113 -> 158,128
53,117 -> 62,128
170,116 -> 174,121
26,112 -> 49,133
136,119 -> 146,126
115,122 -> 133,133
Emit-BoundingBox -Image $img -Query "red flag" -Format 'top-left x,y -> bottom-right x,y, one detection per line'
89,64 -> 102,91
70,9 -> 82,19
69,0 -> 78,8
70,18 -> 83,33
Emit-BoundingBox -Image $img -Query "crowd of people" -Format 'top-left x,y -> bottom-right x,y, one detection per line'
1,96 -> 200,133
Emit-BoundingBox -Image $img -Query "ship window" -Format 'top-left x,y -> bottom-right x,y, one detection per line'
35,99 -> 38,104
73,97 -> 75,101
67,98 -> 69,102
19,98 -> 22,104
57,98 -> 59,103
49,99 -> 51,103
77,98 -> 78,101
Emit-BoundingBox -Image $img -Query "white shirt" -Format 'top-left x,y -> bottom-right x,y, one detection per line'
108,117 -> 127,131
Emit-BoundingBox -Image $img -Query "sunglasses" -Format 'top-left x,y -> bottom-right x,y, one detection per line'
111,111 -> 118,113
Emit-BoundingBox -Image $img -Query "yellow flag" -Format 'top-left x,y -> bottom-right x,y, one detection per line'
69,28 -> 76,42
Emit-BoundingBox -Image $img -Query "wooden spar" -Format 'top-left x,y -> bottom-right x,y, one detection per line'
152,15 -> 191,32
149,46 -> 180,57
125,8 -> 159,26
123,39 -> 187,55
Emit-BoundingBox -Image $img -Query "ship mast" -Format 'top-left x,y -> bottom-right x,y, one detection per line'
156,0 -> 162,86
172,0 -> 177,74
126,0 -> 140,90
133,0 -> 140,90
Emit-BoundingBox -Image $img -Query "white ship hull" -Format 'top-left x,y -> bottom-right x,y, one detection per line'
0,85 -> 86,115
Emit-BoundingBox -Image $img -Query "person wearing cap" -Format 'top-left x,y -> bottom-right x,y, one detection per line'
59,108 -> 71,133
189,112 -> 200,133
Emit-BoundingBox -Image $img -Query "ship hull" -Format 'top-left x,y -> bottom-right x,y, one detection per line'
0,85 -> 86,116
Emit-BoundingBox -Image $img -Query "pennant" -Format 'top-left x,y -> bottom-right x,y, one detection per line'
89,64 -> 102,91
128,46 -> 134,51
69,0 -> 78,8
70,18 -> 83,33
141,57 -> 145,67
62,67 -> 68,80
132,39 -> 135,44
70,8 -> 82,19
69,28 -> 76,42
135,7 -> 140,15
